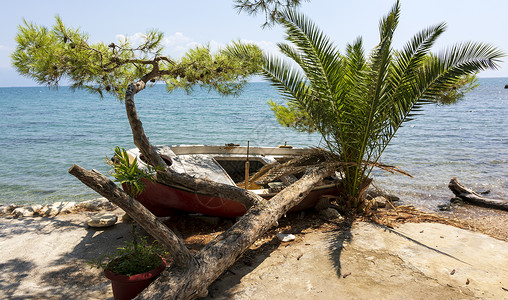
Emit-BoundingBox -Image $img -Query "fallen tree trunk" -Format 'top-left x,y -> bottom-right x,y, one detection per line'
68,165 -> 194,267
138,165 -> 335,299
448,177 -> 508,211
69,163 -> 334,299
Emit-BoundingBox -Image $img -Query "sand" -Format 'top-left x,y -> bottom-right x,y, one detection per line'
1,206 -> 507,299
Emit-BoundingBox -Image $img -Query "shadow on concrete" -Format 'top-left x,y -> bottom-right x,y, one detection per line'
325,217 -> 354,278
371,222 -> 472,265
0,258 -> 34,300
203,211 -> 355,299
0,212 -> 131,299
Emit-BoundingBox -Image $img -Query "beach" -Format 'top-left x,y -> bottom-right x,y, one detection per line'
1,202 -> 507,299
2,2 -> 507,298
0,80 -> 507,298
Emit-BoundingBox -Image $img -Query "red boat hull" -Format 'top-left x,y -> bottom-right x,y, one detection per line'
126,180 -> 341,218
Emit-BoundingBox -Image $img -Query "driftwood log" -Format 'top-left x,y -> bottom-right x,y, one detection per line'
69,163 -> 333,299
68,80 -> 338,299
139,165 -> 334,299
68,165 -> 194,267
448,177 -> 508,211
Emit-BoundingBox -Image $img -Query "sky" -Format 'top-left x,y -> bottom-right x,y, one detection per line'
1,0 -> 507,87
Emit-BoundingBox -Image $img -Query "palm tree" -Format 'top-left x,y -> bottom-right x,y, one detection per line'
261,1 -> 504,211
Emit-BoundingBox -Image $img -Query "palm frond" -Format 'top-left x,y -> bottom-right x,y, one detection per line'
261,53 -> 310,105
278,9 -> 343,101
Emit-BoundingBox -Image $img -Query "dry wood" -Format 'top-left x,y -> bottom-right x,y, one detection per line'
69,163 -> 333,299
448,177 -> 508,211
138,165 -> 335,299
68,165 -> 193,267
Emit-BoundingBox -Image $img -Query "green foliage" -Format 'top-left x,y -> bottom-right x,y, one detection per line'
268,99 -> 316,132
165,42 -> 263,96
262,1 -> 504,211
88,236 -> 166,276
270,72 -> 480,130
432,73 -> 479,105
11,17 -> 263,99
234,0 -> 308,27
107,147 -> 156,196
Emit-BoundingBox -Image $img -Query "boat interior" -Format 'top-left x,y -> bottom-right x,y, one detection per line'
128,144 -> 336,195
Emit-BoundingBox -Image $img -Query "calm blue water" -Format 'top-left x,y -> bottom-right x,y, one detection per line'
1,80 -> 507,211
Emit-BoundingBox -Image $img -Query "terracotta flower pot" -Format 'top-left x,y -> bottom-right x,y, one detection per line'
104,259 -> 166,300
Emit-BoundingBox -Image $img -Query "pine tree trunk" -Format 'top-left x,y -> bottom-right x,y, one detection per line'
68,163 -> 333,299
124,83 -> 261,210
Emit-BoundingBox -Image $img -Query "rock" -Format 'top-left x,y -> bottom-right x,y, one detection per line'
372,196 -> 387,208
12,207 -> 36,217
31,204 -> 43,214
0,204 -> 18,214
437,203 -> 452,211
504,84 -> 508,89
364,189 -> 400,202
450,197 -> 464,204
478,189 -> 490,195
276,233 -> 296,242
364,189 -> 383,200
37,205 -> 52,216
319,208 -> 343,221
87,212 -> 118,228
39,202 -> 77,216
77,198 -> 115,211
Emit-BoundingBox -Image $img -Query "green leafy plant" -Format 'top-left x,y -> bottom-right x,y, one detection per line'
260,1 -> 504,211
88,236 -> 167,276
96,148 -> 167,276
107,146 -> 156,196
11,16 -> 262,99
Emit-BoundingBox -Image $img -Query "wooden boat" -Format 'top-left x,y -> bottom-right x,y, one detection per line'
123,144 -> 341,217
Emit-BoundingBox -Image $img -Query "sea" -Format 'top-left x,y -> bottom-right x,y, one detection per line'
1,79 -> 507,212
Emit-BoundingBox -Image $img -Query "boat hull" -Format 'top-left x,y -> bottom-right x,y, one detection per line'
126,180 -> 341,218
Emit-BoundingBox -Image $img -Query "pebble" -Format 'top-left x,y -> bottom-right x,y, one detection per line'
87,212 -> 118,228
319,208 -> 343,221
276,233 -> 296,242
77,198 -> 115,211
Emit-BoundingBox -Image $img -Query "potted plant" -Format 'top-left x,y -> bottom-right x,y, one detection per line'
89,236 -> 168,300
89,147 -> 166,299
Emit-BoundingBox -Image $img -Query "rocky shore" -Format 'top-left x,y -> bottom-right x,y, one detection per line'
0,198 -> 116,218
